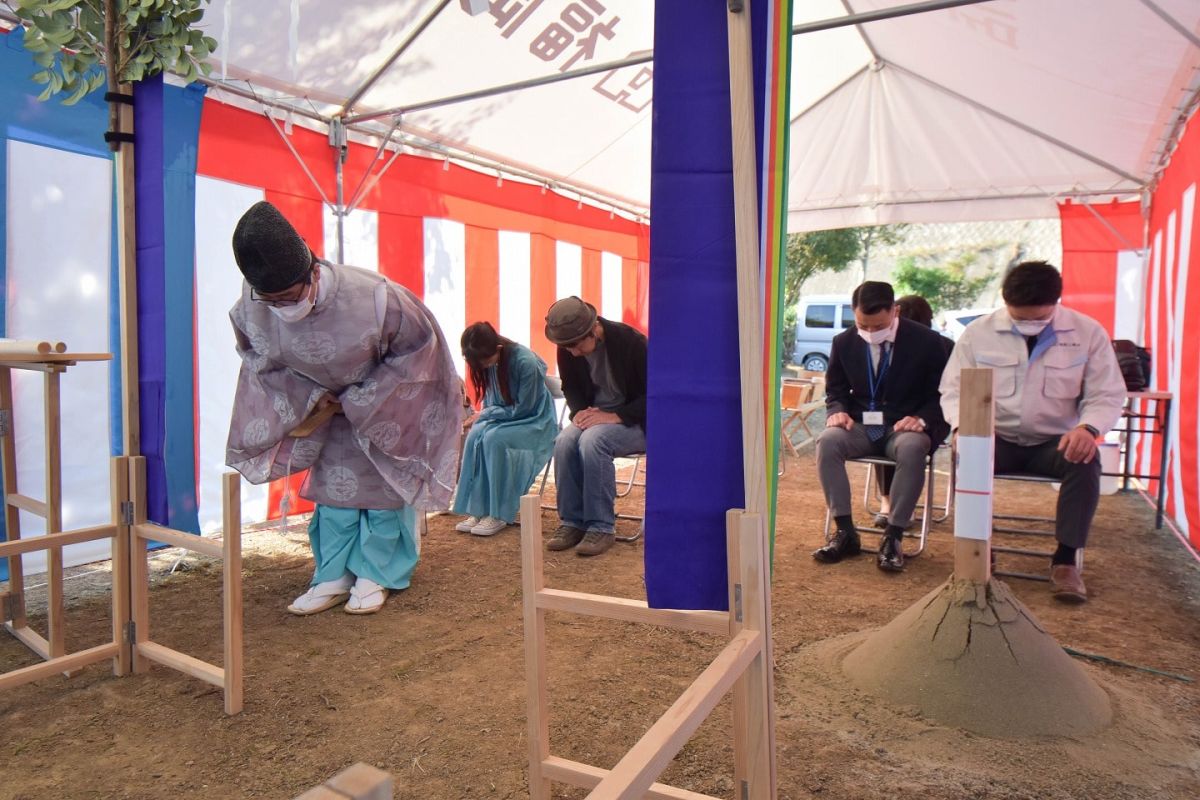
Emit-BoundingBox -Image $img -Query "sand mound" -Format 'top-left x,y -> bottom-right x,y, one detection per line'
842,577 -> 1111,738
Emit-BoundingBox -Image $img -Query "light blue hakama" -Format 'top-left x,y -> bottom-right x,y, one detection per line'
452,344 -> 558,523
308,504 -> 419,590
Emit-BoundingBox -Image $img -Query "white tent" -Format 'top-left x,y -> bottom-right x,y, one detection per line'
200,0 -> 1200,229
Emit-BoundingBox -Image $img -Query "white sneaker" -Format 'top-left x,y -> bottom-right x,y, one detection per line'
455,516 -> 480,533
287,572 -> 353,616
470,516 -> 509,536
344,576 -> 388,615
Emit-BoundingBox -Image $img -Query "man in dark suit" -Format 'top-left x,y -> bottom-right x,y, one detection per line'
813,281 -> 951,571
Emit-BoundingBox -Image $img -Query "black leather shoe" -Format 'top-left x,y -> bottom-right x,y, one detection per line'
813,528 -> 861,564
877,536 -> 905,572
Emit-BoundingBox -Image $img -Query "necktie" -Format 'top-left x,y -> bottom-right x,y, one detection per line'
866,342 -> 891,442
1026,335 -> 1038,355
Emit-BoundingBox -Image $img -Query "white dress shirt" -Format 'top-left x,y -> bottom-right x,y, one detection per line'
939,307 -> 1126,445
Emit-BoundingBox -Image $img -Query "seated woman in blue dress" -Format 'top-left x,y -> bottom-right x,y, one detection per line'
453,322 -> 559,535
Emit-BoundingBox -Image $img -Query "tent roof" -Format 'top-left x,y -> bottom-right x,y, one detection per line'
199,1 -> 1200,227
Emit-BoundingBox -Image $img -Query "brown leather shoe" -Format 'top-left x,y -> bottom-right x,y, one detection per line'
576,530 -> 615,557
546,525 -> 585,551
1050,564 -> 1088,603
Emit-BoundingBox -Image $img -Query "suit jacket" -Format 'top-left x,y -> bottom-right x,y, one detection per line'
557,317 -> 648,431
825,317 -> 951,448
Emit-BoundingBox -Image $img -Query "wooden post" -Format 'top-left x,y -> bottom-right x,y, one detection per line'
953,368 -> 995,583
728,511 -> 774,800
725,0 -> 767,517
222,473 -> 243,715
519,494 -> 551,800
43,369 -> 65,659
111,456 -> 131,676
128,456 -> 149,672
0,366 -> 25,629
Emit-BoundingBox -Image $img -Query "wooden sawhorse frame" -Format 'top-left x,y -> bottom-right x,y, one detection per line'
520,494 -> 776,799
0,352 -> 244,713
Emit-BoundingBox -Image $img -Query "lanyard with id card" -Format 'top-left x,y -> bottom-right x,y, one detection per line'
863,342 -> 890,426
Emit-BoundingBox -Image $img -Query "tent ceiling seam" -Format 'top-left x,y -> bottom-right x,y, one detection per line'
789,64 -> 871,123
789,186 -> 1142,214
888,61 -> 1145,185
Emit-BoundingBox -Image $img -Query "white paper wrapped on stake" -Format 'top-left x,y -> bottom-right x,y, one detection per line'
954,434 -> 995,541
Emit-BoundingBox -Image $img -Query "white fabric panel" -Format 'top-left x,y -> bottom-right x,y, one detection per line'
195,177 -> 270,532
323,206 -> 379,272
555,240 -> 582,301
1113,249 -> 1146,344
497,230 -> 531,346
600,251 -> 623,322
1139,230 -> 1163,480
5,141 -> 112,573
1169,187 -> 1193,534
423,218 -> 466,376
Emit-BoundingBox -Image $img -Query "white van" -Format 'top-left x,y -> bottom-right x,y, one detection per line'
791,294 -> 854,371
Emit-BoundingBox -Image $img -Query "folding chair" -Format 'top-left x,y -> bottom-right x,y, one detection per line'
861,442 -> 953,524
535,375 -> 643,543
822,453 -> 936,557
989,472 -> 1082,582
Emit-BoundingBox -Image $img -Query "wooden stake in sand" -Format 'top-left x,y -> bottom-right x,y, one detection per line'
841,368 -> 1113,738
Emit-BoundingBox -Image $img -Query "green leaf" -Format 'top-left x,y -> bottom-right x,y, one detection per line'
31,69 -> 52,85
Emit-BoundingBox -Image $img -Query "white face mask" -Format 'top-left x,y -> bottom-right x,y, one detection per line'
1013,319 -> 1050,337
857,316 -> 897,346
269,292 -> 315,323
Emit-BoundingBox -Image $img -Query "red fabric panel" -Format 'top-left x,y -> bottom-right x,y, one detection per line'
378,212 -> 424,295
581,248 -> 603,309
529,234 -> 558,369
464,225 -> 500,330
1145,114 -> 1200,547
1058,200 -> 1143,336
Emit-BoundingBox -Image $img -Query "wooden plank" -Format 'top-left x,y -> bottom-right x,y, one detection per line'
134,522 -> 224,559
137,641 -> 224,688
0,590 -> 9,621
42,368 -> 65,660
955,368 -> 994,584
726,511 -> 749,790
0,642 -> 119,692
325,762 -> 393,800
6,621 -> 49,658
6,493 -> 48,517
115,94 -> 140,457
520,494 -> 551,800
129,457 -> 149,673
111,456 -> 131,676
541,757 -> 719,800
222,473 -> 244,715
0,367 -> 25,627
736,513 -> 774,800
536,589 -> 728,636
588,630 -> 762,800
0,525 -> 117,559
725,0 -> 767,517
0,353 -> 111,364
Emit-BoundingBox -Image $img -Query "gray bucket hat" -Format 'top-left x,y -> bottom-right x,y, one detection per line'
545,296 -> 598,345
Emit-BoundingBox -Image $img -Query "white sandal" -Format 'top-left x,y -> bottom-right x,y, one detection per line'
287,574 -> 353,616
344,577 -> 389,615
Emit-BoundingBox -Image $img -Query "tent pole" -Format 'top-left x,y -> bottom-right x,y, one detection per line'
342,53 -> 654,126
331,118 -> 347,264
340,0 -> 453,115
792,0 -> 995,36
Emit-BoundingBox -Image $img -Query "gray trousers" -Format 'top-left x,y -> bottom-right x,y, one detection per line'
816,425 -> 931,527
994,437 -> 1100,549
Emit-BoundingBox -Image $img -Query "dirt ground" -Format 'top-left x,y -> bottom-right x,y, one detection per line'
2,453 -> 1199,800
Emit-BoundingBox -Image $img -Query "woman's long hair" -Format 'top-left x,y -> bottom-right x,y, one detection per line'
461,321 -> 515,406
